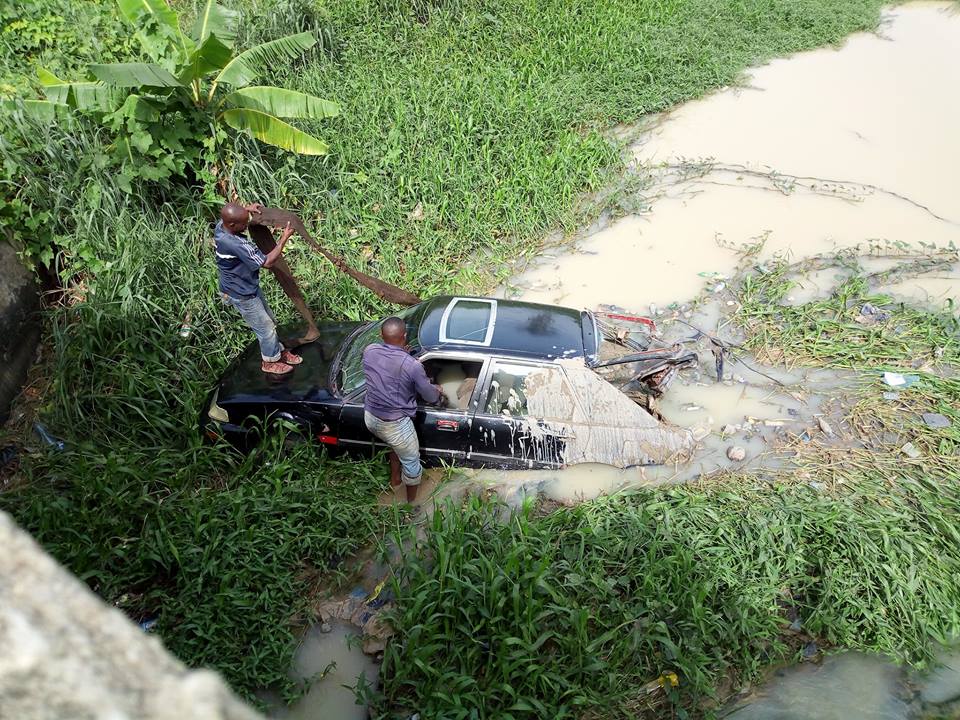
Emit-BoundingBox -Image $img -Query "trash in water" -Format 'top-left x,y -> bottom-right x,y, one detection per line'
900,442 -> 921,459
788,617 -> 803,633
139,618 -> 158,632
698,271 -> 728,280
882,392 -> 901,401
882,372 -> 919,388
856,303 -> 891,325
33,422 -> 65,451
817,417 -> 834,437
726,446 -> 746,462
921,413 -> 951,428
712,282 -> 726,293
803,641 -> 819,659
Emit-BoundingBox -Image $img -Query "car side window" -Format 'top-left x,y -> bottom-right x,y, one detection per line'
483,362 -> 542,416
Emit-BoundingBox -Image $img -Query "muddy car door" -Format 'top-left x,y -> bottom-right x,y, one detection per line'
467,360 -> 571,469
417,354 -> 488,463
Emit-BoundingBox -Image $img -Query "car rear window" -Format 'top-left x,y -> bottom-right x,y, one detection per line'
441,298 -> 496,345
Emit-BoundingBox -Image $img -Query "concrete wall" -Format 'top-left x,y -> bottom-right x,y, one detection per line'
0,242 -> 40,422
0,511 -> 263,720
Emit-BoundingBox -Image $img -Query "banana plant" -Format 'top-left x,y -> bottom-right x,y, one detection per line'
16,0 -> 339,159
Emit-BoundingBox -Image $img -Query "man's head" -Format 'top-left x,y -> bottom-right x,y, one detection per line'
381,316 -> 407,346
220,203 -> 250,234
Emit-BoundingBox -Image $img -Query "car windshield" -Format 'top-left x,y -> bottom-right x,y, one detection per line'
340,304 -> 425,394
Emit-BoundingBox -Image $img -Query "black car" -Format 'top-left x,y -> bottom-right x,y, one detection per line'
203,296 -> 695,469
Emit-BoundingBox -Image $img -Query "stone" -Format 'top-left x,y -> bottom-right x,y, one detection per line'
0,512 -> 260,720
726,446 -> 747,462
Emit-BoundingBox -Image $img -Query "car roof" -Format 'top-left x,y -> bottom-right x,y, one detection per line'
416,296 -> 592,361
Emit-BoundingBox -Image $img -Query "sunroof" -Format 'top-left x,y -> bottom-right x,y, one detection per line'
439,298 -> 497,346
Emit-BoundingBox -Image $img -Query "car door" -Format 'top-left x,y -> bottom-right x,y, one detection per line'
467,359 -> 571,469
335,353 -> 487,465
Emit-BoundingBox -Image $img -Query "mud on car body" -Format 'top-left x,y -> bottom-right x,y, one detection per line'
202,296 -> 696,469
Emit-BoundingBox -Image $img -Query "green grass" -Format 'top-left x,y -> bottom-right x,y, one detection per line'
737,259 -> 960,368
0,0 -> 922,709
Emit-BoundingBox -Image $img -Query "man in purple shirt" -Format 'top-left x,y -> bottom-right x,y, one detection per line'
362,317 -> 443,501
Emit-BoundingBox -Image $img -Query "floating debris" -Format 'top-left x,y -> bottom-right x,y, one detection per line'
921,413 -> 951,429
726,446 -> 746,462
900,442 -> 921,459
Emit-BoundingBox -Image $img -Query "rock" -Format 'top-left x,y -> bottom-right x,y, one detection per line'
726,446 -> 746,462
319,622 -> 332,634
0,512 -> 260,720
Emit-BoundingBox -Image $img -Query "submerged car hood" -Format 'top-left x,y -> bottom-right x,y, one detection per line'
217,322 -> 362,406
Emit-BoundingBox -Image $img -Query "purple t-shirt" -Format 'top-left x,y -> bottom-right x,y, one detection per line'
362,343 -> 440,420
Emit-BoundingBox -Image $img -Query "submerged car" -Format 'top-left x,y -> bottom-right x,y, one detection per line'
203,296 -> 696,469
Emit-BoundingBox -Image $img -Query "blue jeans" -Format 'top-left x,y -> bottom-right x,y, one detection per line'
364,411 -> 422,486
226,289 -> 282,362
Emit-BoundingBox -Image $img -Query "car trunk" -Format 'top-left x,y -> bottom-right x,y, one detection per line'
216,322 -> 361,410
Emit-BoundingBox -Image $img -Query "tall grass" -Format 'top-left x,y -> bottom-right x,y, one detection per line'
1,0 -> 906,706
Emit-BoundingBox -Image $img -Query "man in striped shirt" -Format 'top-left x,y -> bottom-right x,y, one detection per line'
214,203 -> 304,376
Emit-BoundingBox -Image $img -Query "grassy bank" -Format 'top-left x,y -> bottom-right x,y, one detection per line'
0,0 -> 908,707
375,266 -> 960,718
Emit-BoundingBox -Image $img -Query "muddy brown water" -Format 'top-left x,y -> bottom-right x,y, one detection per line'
279,4 -> 960,718
508,2 -> 960,313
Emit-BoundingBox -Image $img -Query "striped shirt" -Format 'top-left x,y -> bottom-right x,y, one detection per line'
214,221 -> 266,298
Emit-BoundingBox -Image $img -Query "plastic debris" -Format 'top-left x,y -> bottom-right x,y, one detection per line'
882,372 -> 919,388
698,271 -> 728,279
856,303 -> 891,325
726,446 -> 746,462
921,413 -> 951,428
882,392 -> 901,401
901,442 -> 921,459
1,445 -> 18,469
139,618 -> 158,632
33,422 -> 64,451
320,622 -> 332,634
817,417 -> 834,436
803,642 -> 819,659
712,282 -> 726,293
178,311 -> 193,339
788,617 -> 803,633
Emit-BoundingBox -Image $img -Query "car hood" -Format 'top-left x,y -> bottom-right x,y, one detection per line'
217,322 -> 362,406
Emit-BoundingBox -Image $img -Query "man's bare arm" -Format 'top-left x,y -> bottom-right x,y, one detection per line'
263,222 -> 293,268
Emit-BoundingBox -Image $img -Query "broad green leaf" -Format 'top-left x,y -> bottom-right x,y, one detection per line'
40,82 -> 126,112
37,67 -> 64,85
90,63 -> 184,88
117,94 -> 161,122
214,31 -> 316,88
0,99 -> 73,123
225,87 -> 339,119
220,108 -> 329,155
191,0 -> 239,47
178,34 -> 232,83
116,0 -> 191,67
116,0 -> 179,36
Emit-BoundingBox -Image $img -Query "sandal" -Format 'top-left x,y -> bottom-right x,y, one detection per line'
281,350 -> 303,366
262,360 -> 293,375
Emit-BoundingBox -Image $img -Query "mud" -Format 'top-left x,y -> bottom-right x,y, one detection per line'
506,2 -> 960,312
